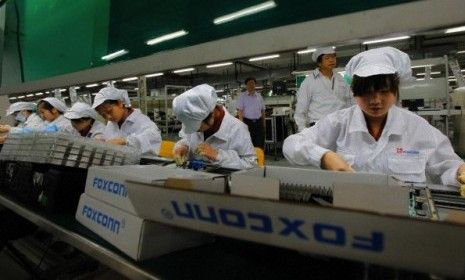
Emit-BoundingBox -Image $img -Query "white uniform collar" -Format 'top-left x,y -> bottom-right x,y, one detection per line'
348,105 -> 404,136
312,68 -> 334,79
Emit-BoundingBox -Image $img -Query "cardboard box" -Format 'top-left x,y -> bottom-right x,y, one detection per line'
84,165 -> 226,214
122,175 -> 465,278
75,193 -> 213,261
230,166 -> 399,200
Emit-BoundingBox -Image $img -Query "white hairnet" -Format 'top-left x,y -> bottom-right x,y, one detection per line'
172,84 -> 218,134
92,86 -> 131,109
40,97 -> 68,113
6,102 -> 37,116
64,102 -> 98,120
345,47 -> 412,80
312,47 -> 336,62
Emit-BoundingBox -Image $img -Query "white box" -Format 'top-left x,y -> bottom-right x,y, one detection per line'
84,165 -> 226,214
75,193 -> 212,261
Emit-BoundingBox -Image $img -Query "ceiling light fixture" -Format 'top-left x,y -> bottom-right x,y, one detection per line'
411,64 -> 434,69
26,94 -> 34,97
86,83 -> 99,88
145,73 -> 164,78
206,62 -> 233,68
35,92 -> 44,96
249,54 -> 280,61
297,48 -> 316,55
17,95 -> 25,99
9,97 -> 17,100
101,49 -> 128,61
122,77 -> 138,82
362,35 -> 410,45
416,72 -> 441,76
213,1 -> 277,25
172,67 -> 195,73
146,30 -> 188,46
457,50 -> 465,54
445,26 -> 465,34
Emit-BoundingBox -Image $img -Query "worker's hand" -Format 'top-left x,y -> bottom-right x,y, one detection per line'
0,124 -> 11,133
106,137 -> 127,146
173,145 -> 189,166
321,151 -> 354,172
195,143 -> 218,161
457,164 -> 465,197
0,135 -> 6,144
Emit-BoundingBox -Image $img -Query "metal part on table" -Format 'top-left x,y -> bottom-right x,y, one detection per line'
410,188 -> 439,220
279,183 -> 333,204
0,132 -> 141,168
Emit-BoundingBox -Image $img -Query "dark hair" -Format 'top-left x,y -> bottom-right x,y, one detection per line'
71,117 -> 93,123
316,55 -> 323,64
351,74 -> 399,98
38,100 -> 54,111
101,100 -> 120,106
244,77 -> 256,84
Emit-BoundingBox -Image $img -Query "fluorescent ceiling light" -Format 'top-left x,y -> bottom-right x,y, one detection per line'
362,35 -> 410,45
101,49 -> 128,61
416,78 -> 425,81
145,73 -> 164,78
297,48 -> 316,55
26,94 -> 34,97
135,88 -> 139,91
59,89 -> 66,92
74,86 -> 80,90
458,50 -> 465,54
249,54 -> 280,61
461,70 -> 465,72
17,95 -> 25,99
206,62 -> 233,68
445,26 -> 465,34
35,92 -> 44,96
9,97 -> 17,100
86,83 -> 99,88
173,67 -> 195,73
215,89 -> 224,93
146,30 -> 188,46
411,64 -> 434,69
214,1 -> 277,25
416,72 -> 441,75
122,77 -> 138,82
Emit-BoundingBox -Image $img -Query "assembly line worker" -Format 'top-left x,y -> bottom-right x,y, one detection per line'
172,84 -> 257,170
294,47 -> 354,132
283,46 -> 465,188
92,86 -> 162,155
64,102 -> 105,139
0,102 -> 44,143
37,97 -> 77,134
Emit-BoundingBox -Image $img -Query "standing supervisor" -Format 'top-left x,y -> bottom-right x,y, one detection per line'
294,47 -> 354,132
236,77 -> 266,149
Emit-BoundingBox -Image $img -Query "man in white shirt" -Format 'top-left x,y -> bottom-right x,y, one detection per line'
173,84 -> 257,170
294,47 -> 353,131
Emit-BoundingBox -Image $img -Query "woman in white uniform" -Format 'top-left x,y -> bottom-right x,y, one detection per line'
0,102 -> 44,143
38,97 -> 77,134
172,84 -> 257,170
283,47 -> 465,188
64,102 -> 105,139
92,87 -> 161,155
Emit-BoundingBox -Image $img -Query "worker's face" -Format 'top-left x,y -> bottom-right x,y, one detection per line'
96,101 -> 125,122
198,112 -> 214,132
38,107 -> 60,122
246,80 -> 256,92
319,54 -> 337,71
71,118 -> 92,133
356,90 -> 397,120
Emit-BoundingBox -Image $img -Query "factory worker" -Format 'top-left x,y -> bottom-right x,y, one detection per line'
172,84 -> 257,170
294,47 -> 354,132
37,97 -> 77,134
92,86 -> 161,155
0,102 -> 44,143
64,102 -> 105,139
283,47 -> 465,187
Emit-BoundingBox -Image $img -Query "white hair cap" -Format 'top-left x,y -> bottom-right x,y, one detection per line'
92,86 -> 131,109
64,102 -> 98,120
172,84 -> 217,134
40,97 -> 68,113
6,102 -> 36,116
345,46 -> 412,80
312,47 -> 336,62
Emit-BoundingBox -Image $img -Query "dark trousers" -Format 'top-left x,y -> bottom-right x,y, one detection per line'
244,118 -> 265,150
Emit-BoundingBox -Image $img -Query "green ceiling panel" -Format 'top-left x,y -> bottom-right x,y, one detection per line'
6,0 -> 416,82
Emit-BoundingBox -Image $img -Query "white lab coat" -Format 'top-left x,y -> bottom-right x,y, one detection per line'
175,109 -> 257,170
284,105 -> 464,186
46,115 -> 79,135
10,113 -> 44,133
294,69 -> 354,131
103,109 -> 161,155
85,121 -> 106,139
